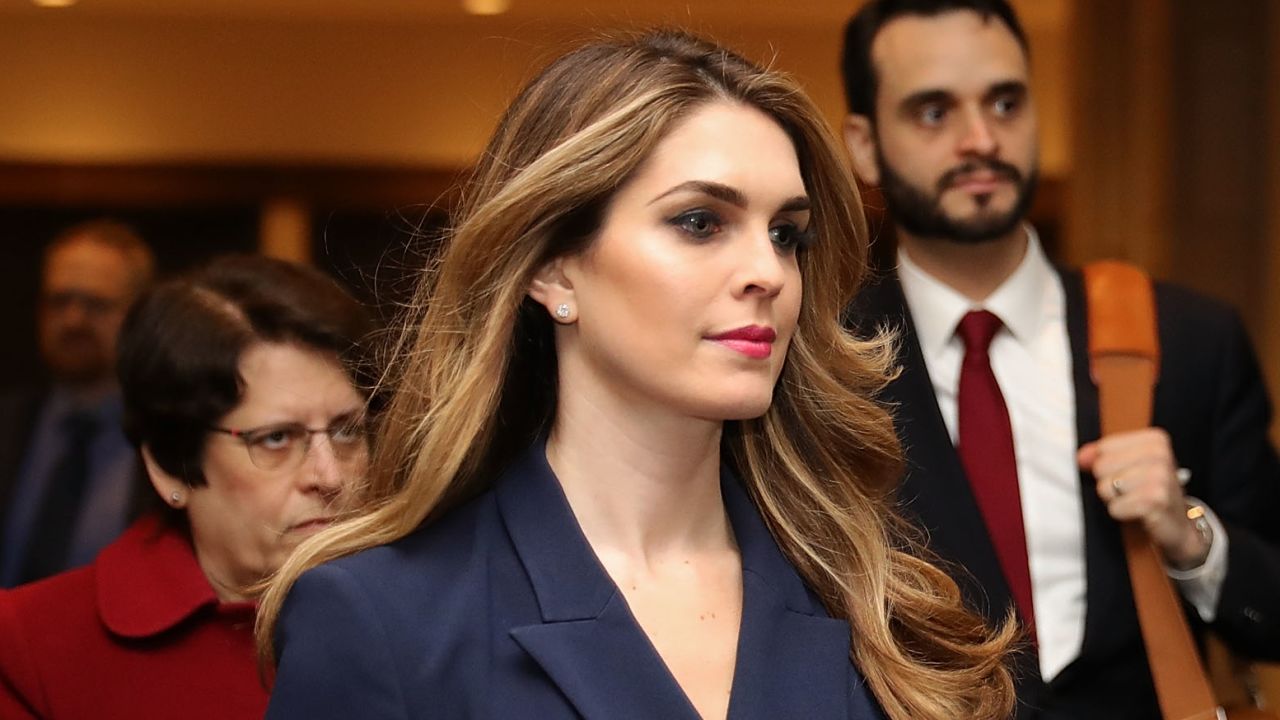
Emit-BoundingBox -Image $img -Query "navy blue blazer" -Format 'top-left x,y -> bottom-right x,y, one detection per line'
267,443 -> 885,719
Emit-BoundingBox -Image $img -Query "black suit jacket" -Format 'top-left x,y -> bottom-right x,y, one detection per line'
0,388 -> 46,528
0,386 -> 151,582
850,269 -> 1280,719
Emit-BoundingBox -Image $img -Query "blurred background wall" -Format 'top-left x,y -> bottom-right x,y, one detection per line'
0,1 -> 1072,168
0,0 -> 1071,377
1,0 -> 1275,412
0,0 -> 1274,421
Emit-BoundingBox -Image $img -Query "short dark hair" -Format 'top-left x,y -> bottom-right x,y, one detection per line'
841,0 -> 1029,118
118,254 -> 375,486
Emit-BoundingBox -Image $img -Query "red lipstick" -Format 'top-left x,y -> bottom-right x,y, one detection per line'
707,325 -> 777,359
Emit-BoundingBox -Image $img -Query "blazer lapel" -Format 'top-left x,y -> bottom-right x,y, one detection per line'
510,598 -> 701,720
497,444 -> 700,720
497,445 -> 877,719
720,471 -> 876,720
0,388 -> 43,517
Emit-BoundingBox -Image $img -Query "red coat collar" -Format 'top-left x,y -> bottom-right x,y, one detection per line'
96,515 -> 254,638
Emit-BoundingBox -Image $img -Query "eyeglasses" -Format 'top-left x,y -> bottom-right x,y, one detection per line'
210,417 -> 370,472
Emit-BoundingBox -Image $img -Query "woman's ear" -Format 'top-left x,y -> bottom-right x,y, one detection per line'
528,257 -> 578,324
140,446 -> 190,509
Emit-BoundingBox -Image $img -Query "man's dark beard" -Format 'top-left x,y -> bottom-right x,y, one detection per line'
876,150 -> 1038,244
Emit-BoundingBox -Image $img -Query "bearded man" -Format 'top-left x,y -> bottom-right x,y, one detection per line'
841,1 -> 1280,717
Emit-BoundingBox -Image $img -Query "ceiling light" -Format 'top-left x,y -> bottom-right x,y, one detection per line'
33,0 -> 78,7
463,0 -> 510,16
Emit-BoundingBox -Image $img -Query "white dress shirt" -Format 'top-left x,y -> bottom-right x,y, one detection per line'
896,227 -> 1226,681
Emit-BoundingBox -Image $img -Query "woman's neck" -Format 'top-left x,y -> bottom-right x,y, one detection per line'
547,385 -> 732,567
193,545 -> 253,604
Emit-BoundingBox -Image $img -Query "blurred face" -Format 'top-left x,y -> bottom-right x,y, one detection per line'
38,238 -> 136,386
554,101 -> 809,421
864,10 -> 1038,243
185,342 -> 366,598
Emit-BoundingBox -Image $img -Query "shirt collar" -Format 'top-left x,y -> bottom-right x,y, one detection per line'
897,224 -> 1054,358
96,514 -> 252,638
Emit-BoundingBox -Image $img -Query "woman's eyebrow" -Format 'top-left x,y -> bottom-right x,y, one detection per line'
648,180 -> 747,207
779,196 -> 811,213
649,182 -> 810,214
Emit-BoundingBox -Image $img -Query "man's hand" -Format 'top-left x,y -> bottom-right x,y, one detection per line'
1078,428 -> 1209,570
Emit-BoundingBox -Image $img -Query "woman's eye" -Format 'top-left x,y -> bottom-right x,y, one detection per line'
670,210 -> 722,239
770,224 -> 814,253
253,429 -> 296,451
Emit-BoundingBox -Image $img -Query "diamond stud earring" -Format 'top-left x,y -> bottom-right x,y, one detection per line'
555,303 -> 571,319
170,491 -> 183,506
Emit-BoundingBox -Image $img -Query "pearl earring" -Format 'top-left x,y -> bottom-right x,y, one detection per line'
170,491 -> 183,506
555,303 -> 571,320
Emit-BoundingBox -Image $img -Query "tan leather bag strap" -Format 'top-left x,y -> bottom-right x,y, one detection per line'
1084,260 -> 1224,720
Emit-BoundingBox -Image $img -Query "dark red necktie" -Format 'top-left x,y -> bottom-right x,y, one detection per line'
956,310 -> 1036,640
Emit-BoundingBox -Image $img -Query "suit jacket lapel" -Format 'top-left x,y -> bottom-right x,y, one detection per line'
510,596 -> 701,720
1057,269 -> 1141,681
857,275 -> 1014,621
0,389 -> 43,518
497,444 -> 699,720
720,470 -> 872,720
854,275 -> 1048,714
497,444 -> 870,720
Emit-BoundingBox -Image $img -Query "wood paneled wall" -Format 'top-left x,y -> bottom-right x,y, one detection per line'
1066,0 -> 1277,420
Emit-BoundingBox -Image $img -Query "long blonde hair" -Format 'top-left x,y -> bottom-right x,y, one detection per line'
258,29 -> 1015,719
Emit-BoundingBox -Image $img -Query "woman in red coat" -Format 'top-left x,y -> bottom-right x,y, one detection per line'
0,256 -> 373,719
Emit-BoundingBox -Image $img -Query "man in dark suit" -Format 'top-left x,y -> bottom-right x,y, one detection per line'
0,219 -> 155,587
840,1 -> 1280,717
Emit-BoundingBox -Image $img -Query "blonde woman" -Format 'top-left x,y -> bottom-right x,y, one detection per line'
260,30 -> 1016,720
